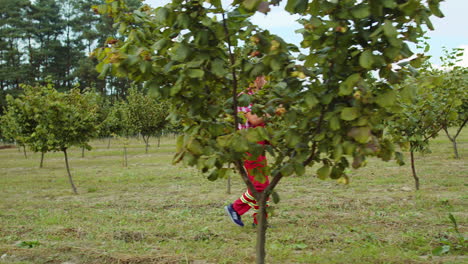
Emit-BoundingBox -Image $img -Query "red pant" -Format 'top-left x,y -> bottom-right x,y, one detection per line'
232,154 -> 270,224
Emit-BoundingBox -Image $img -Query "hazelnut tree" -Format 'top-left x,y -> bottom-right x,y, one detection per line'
93,0 -> 443,263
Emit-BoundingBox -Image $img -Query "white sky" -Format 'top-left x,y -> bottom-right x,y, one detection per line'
144,0 -> 468,67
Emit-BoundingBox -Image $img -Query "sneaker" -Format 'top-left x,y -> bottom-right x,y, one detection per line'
224,204 -> 244,227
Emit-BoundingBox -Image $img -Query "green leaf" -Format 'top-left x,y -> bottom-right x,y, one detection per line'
339,73 -> 361,96
382,0 -> 397,8
271,191 -> 280,204
242,0 -> 262,10
329,116 -> 340,131
187,69 -> 205,78
432,245 -> 450,256
340,107 -> 359,121
153,39 -> 169,50
187,138 -> 203,155
395,151 -> 405,166
448,213 -> 459,231
208,170 -> 219,181
285,0 -> 308,14
305,93 -> 319,108
375,90 -> 397,107
347,127 -> 371,143
238,93 -> 251,107
351,4 -> 370,19
176,13 -> 191,28
280,163 -> 294,176
293,163 -> 305,176
317,164 -> 331,180
359,50 -> 374,69
155,7 -> 169,24
176,134 -> 184,152
172,44 -> 191,62
170,83 -> 183,96
245,128 -> 262,142
383,20 -> 398,38
217,134 -> 233,147
429,2 -> 444,17
211,59 -> 227,77
285,131 -> 301,148
231,134 -> 249,152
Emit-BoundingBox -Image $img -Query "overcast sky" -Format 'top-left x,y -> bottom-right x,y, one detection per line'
144,0 -> 468,67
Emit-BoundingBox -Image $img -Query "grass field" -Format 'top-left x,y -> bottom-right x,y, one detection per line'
0,131 -> 467,264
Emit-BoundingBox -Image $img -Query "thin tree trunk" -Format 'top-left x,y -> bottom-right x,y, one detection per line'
23,145 -> 27,159
123,146 -> 128,167
452,139 -> 459,159
158,137 -> 161,148
107,137 -> 111,149
256,193 -> 268,264
63,149 -> 78,194
227,164 -> 231,194
410,149 -> 419,190
40,152 -> 45,168
143,135 -> 149,154
444,128 -> 460,159
81,146 -> 85,158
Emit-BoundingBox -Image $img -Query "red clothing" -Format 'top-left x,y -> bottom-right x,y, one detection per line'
232,153 -> 270,224
232,89 -> 270,224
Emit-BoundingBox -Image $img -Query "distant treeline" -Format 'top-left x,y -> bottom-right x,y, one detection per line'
0,0 -> 142,114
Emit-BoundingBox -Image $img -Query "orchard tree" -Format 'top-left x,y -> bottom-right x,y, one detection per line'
436,48 -> 468,159
126,87 -> 169,153
94,0 -> 443,263
2,82 -> 98,193
1,84 -> 50,160
0,105 -> 29,158
104,100 -> 133,166
386,64 -> 447,190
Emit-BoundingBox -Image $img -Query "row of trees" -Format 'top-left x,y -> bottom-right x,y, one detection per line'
0,83 -> 171,193
0,0 -> 142,114
388,48 -> 468,190
1,0 -> 466,263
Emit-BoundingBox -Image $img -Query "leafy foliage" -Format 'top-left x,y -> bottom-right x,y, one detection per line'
126,87 -> 169,152
1,81 -> 99,192
93,0 -> 443,262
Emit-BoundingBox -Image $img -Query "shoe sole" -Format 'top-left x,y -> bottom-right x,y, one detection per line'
224,206 -> 244,227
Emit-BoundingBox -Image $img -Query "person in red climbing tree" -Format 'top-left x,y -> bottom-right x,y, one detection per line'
224,75 -> 275,227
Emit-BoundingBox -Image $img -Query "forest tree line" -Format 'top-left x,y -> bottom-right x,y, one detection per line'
0,0 -> 143,114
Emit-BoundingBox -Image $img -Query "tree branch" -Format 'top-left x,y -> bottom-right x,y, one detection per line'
454,117 -> 468,139
222,12 -> 240,131
302,108 -> 326,167
234,159 -> 260,200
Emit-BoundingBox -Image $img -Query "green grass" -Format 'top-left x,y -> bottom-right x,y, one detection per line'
0,131 -> 467,264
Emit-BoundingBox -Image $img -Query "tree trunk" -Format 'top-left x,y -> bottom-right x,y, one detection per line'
444,128 -> 460,159
123,146 -> 128,167
40,152 -> 45,168
23,145 -> 27,159
410,150 -> 419,190
107,137 -> 111,149
451,138 -> 459,159
63,149 -> 78,194
256,193 -> 268,264
227,164 -> 231,194
227,174 -> 231,194
143,135 -> 149,154
158,137 -> 161,148
81,146 -> 85,158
